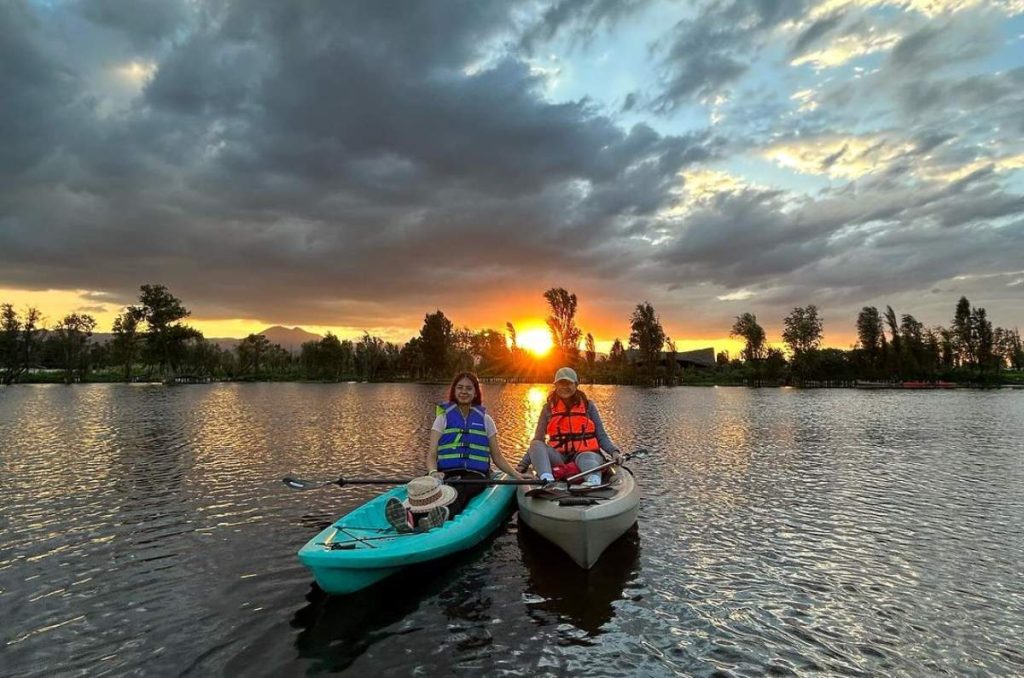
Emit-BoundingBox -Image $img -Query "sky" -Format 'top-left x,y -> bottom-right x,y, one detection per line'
2,0 -> 1022,355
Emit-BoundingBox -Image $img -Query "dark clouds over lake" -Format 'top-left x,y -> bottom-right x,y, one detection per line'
2,0 -> 1022,340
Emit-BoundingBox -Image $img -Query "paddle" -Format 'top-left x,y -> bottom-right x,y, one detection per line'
563,448 -> 645,483
282,475 -> 547,491
283,449 -> 649,492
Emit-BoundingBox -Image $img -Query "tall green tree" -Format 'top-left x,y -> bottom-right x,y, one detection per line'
111,306 -> 144,382
952,296 -> 974,367
237,334 -> 271,376
543,288 -> 582,365
882,305 -> 901,376
938,326 -> 955,369
505,322 -> 518,353
54,313 -> 97,383
782,305 -> 824,356
399,336 -> 425,379
898,313 -> 925,378
137,284 -> 197,378
629,301 -> 665,381
730,313 -> 766,362
1005,328 -> 1024,370
471,329 -> 510,374
584,333 -> 596,377
315,333 -> 350,379
856,306 -> 885,375
449,327 -> 476,373
763,347 -> 787,384
0,304 -> 42,385
356,332 -> 387,380
609,338 -> 626,366
665,337 -> 679,384
972,307 -> 995,375
419,310 -> 454,378
782,305 -> 823,383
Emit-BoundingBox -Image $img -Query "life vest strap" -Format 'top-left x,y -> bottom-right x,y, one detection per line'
438,441 -> 490,453
438,452 -> 490,464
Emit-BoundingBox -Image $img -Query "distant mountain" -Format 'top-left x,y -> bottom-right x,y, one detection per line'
258,325 -> 322,350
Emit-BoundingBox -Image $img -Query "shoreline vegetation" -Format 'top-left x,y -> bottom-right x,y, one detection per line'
3,284 -> 1022,389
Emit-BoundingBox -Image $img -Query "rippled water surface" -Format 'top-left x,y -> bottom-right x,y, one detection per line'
2,383 -> 1023,676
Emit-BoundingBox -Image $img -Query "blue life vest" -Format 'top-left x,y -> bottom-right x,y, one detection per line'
436,402 -> 491,474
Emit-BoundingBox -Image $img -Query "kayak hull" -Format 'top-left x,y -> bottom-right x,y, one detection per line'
516,468 -> 639,569
310,565 -> 402,596
298,475 -> 516,595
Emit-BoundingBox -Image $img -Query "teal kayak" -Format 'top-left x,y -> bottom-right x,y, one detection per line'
297,474 -> 516,594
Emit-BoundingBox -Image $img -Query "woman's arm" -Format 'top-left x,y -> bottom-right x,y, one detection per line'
532,405 -> 550,442
426,428 -> 441,473
489,436 -> 524,478
588,402 -> 622,461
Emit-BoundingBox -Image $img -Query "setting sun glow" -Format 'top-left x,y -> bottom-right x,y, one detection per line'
517,328 -> 553,356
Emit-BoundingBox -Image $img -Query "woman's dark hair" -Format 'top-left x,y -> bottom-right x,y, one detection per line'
548,386 -> 588,409
448,371 -> 483,405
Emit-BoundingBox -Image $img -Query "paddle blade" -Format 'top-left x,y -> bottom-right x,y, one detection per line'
282,476 -> 328,490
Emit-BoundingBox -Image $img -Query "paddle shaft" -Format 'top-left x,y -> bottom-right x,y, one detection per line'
564,452 -> 631,483
283,449 -> 644,491
283,475 -> 545,490
352,477 -> 544,486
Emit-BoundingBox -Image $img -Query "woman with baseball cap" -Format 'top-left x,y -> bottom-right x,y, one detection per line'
516,367 -> 623,487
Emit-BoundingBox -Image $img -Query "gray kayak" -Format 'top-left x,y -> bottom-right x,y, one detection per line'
516,467 -> 639,569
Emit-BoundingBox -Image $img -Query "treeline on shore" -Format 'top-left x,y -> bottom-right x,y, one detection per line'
724,300 -> 1023,387
1,285 -> 1022,387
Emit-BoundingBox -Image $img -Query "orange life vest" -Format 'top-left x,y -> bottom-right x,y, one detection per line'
546,396 -> 600,458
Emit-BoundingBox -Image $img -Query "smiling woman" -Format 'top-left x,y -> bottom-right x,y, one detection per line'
516,328 -> 553,357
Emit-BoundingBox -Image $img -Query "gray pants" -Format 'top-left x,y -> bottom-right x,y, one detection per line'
527,440 -> 603,478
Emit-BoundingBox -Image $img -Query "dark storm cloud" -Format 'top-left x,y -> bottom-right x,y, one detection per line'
887,17 -> 994,73
3,0 -> 1022,338
519,0 -> 651,51
0,0 -> 714,328
77,0 -> 190,49
650,0 -> 809,110
646,166 -> 1024,324
789,11 -> 845,56
0,3 -> 77,176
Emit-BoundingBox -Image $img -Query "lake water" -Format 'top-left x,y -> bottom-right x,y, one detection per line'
2,383 -> 1023,676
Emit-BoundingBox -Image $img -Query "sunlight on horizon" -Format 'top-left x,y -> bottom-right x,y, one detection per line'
516,328 -> 553,357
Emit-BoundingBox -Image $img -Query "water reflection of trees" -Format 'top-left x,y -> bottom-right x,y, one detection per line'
518,522 -> 641,637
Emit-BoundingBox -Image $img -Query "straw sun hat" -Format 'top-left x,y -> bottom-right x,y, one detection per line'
403,475 -> 457,513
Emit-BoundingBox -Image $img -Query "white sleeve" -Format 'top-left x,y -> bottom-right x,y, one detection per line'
485,414 -> 498,438
432,414 -> 446,433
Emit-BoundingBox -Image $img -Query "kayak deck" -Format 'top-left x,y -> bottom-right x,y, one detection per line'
298,475 -> 515,594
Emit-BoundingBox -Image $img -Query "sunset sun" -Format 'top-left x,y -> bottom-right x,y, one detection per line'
517,328 -> 553,357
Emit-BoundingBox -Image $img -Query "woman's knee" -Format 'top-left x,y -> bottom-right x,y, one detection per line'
528,440 -> 549,458
575,452 -> 603,470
